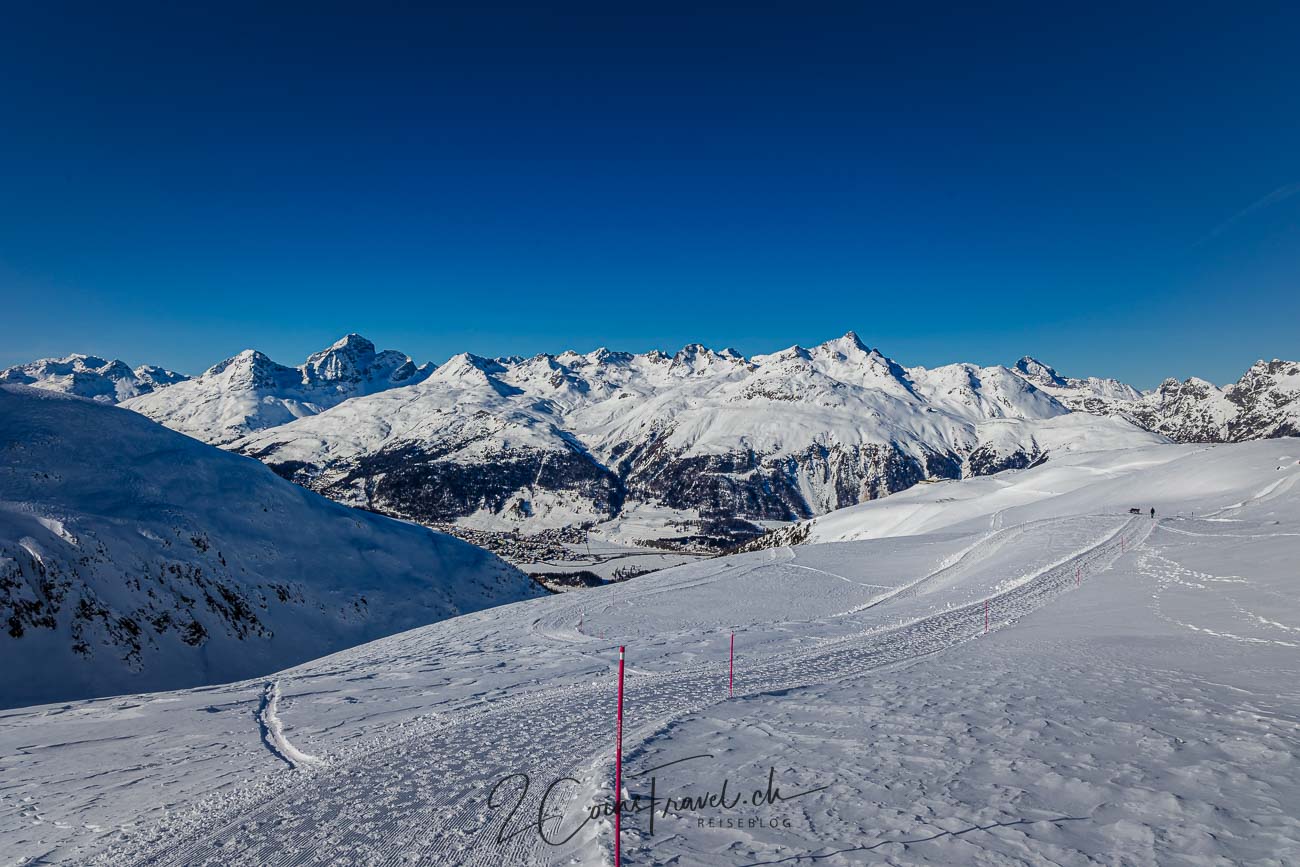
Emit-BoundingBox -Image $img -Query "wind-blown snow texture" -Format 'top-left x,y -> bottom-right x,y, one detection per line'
2,437 -> 1297,865
234,334 -> 1166,546
0,385 -> 541,709
122,333 -> 433,445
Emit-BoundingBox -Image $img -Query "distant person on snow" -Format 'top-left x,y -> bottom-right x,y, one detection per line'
1150,507 -> 1156,519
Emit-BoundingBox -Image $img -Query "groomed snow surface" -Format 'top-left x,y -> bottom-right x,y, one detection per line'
3,439 -> 1299,865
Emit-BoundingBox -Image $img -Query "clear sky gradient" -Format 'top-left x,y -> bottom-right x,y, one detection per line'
2,2 -> 1298,387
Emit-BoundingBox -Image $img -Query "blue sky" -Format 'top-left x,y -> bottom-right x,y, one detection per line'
2,2 -> 1298,387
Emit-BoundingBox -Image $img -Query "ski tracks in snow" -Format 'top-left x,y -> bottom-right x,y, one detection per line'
103,516 -> 1149,867
1140,541 -> 1300,649
258,681 -> 324,770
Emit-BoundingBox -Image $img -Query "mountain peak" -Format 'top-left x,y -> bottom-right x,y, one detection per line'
205,349 -> 282,377
1013,356 -> 1067,388
1245,358 -> 1300,377
124,337 -> 432,444
301,334 -> 432,391
305,334 -> 376,370
670,343 -> 748,375
813,331 -> 871,357
437,352 -> 506,377
132,365 -> 189,387
319,333 -> 376,355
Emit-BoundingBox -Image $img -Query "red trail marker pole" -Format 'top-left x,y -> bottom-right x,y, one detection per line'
729,632 -> 734,697
615,646 -> 625,867
1076,566 -> 1081,586
984,599 -> 989,634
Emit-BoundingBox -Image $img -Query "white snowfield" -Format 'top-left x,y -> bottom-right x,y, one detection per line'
2,439 -> 1299,865
781,435 -> 1296,544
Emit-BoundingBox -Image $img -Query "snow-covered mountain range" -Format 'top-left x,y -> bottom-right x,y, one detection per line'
1016,356 -> 1300,443
0,353 -> 188,403
123,334 -> 434,444
8,333 -> 1296,551
1130,359 -> 1300,442
231,333 -> 1164,547
0,385 -> 541,708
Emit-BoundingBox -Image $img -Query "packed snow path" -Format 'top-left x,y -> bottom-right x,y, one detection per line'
257,681 -> 324,770
94,515 -> 1149,866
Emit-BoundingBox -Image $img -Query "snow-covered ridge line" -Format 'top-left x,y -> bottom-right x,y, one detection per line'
0,353 -> 188,403
258,681 -> 323,769
122,333 -> 433,444
10,334 -> 1297,552
231,332 -> 1173,549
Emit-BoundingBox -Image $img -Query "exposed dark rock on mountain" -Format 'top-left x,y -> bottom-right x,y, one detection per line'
230,334 -> 1161,547
1037,357 -> 1300,444
17,334 -> 1292,554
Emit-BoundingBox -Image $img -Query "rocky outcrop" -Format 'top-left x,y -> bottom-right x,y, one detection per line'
122,334 -> 434,444
1009,355 -> 1300,445
1227,359 -> 1300,440
1119,360 -> 1300,444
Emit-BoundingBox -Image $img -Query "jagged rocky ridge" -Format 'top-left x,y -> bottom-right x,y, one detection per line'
1016,356 -> 1300,443
122,333 -> 434,444
0,385 -> 541,708
233,334 -> 1165,547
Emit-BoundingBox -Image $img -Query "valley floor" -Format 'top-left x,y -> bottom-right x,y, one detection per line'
2,442 -> 1298,866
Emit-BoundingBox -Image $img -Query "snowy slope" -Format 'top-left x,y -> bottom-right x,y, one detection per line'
235,333 -> 1163,547
121,334 -> 433,445
2,438 -> 1297,865
0,354 -> 188,403
0,385 -> 541,709
749,436 -> 1289,547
